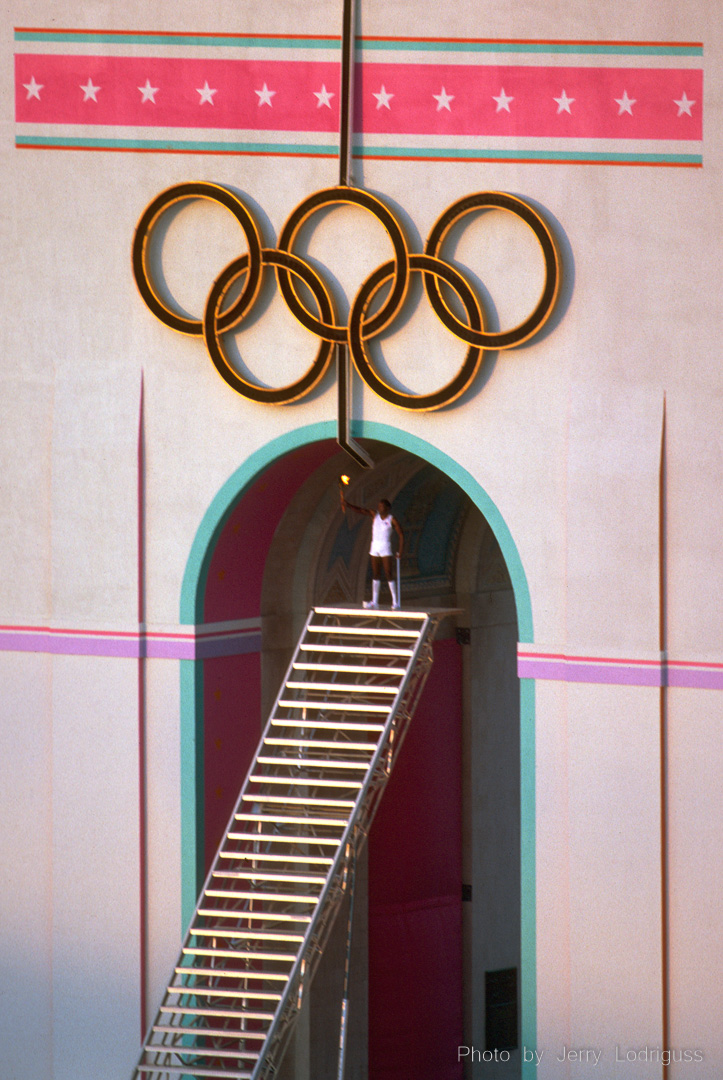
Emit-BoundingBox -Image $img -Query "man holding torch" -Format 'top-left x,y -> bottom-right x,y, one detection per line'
340,479 -> 404,609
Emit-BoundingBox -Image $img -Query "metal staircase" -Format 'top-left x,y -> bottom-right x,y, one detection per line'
133,605 -> 448,1080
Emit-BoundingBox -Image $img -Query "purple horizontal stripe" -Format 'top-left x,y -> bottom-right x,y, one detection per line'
0,628 -> 261,660
0,631 -> 140,658
519,657 -> 661,686
564,662 -> 662,687
519,655 -> 723,689
144,638 -> 196,660
668,667 -> 723,690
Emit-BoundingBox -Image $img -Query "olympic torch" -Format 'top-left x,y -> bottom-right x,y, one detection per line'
339,474 -> 350,517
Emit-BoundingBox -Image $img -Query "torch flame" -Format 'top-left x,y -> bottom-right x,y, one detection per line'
340,475 -> 350,486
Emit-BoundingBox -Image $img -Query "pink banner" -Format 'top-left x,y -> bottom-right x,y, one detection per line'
16,53 -> 702,141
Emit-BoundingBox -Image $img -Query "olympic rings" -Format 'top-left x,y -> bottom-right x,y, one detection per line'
132,182 -> 560,410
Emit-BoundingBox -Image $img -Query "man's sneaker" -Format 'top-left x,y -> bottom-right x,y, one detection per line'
392,603 -> 401,610
363,601 -> 379,609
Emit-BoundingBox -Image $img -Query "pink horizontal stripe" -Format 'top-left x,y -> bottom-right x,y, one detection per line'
15,55 -> 341,131
15,54 -> 702,140
358,63 -> 702,140
518,649 -> 661,666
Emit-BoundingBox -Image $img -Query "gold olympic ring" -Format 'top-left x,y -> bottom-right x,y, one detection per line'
424,191 -> 560,350
132,183 -> 560,410
349,253 -> 484,411
132,181 -> 263,336
203,249 -> 336,405
276,187 -> 409,343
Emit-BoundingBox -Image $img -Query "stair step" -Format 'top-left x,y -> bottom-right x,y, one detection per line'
234,811 -> 347,825
183,946 -> 297,962
203,889 -> 321,904
263,737 -> 380,751
293,662 -> 407,675
249,774 -> 364,788
256,756 -> 370,770
240,792 -> 357,806
176,966 -> 294,980
285,680 -> 399,695
277,699 -> 391,713
189,927 -> 306,942
218,852 -> 334,866
138,1067 -> 252,1079
270,717 -> 384,732
153,1024 -> 267,1040
146,1046 -> 260,1061
153,1023 -> 267,1039
313,606 -> 428,619
227,832 -> 342,845
211,868 -> 328,884
298,643 -> 413,657
306,625 -> 419,638
159,1005 -> 276,1020
167,985 -> 283,1001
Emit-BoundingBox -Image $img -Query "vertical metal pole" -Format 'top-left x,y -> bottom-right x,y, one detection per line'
339,0 -> 356,188
336,0 -> 373,469
337,848 -> 357,1080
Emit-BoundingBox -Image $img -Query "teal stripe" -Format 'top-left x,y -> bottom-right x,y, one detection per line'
359,39 -> 703,56
15,136 -> 701,166
519,678 -> 537,1076
14,29 -> 702,56
180,659 -> 204,934
357,145 -> 703,165
14,30 -> 340,48
15,135 -> 338,155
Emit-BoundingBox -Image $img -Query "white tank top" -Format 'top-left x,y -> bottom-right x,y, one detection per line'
370,512 -> 394,556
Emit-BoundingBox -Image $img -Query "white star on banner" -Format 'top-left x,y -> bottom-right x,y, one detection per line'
23,76 -> 43,100
373,85 -> 394,110
553,89 -> 575,114
492,87 -> 514,113
615,90 -> 636,115
255,82 -> 276,107
138,79 -> 158,104
314,84 -> 334,108
433,86 -> 454,112
197,81 -> 217,105
80,78 -> 101,102
674,92 -> 695,117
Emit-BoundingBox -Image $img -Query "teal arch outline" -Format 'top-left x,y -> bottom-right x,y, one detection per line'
179,419 -> 537,1075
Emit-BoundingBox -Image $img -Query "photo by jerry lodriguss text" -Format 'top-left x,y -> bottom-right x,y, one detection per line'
458,1046 -> 706,1066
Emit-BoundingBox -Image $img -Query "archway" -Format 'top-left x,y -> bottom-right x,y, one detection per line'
180,422 -> 535,1078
